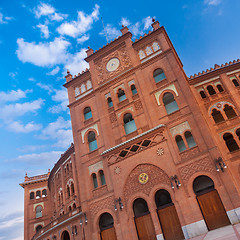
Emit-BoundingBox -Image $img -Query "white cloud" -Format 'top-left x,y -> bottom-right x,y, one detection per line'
11,151 -> 63,165
143,16 -> 152,30
16,37 -> 71,67
57,4 -> 100,38
0,89 -> 31,103
39,117 -> 73,148
50,12 -> 67,22
36,82 -> 53,94
64,49 -> 89,76
49,88 -> 69,113
120,17 -> 131,27
7,121 -> 42,133
204,0 -> 221,5
99,24 -> 121,40
0,215 -> 23,230
77,34 -> 90,44
28,77 -> 35,82
34,2 -> 68,21
37,24 -> 50,38
47,66 -> 60,75
130,22 -> 143,36
0,99 -> 44,120
0,12 -> 13,24
34,3 -> 55,18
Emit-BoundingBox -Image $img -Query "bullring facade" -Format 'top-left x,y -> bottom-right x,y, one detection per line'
20,20 -> 240,240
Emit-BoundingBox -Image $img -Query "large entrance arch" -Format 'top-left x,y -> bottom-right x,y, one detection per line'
61,230 -> 70,240
155,189 -> 184,240
193,175 -> 230,230
133,198 -> 156,240
99,213 -> 117,240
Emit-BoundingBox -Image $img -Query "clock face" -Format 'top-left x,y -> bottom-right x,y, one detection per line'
106,58 -> 120,72
139,173 -> 149,184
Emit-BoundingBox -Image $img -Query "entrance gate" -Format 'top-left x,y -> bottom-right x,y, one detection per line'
99,213 -> 117,240
155,190 -> 184,240
133,198 -> 157,240
193,176 -> 230,230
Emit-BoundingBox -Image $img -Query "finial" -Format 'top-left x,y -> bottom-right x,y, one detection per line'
122,25 -> 124,28
152,18 -> 155,23
88,46 -> 90,49
67,69 -> 70,74
48,169 -> 50,173
25,172 -> 28,177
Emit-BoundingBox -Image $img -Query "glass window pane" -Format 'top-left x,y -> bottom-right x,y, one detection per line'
165,101 -> 179,114
124,120 -> 137,135
89,140 -> 98,151
185,131 -> 196,148
176,136 -> 186,152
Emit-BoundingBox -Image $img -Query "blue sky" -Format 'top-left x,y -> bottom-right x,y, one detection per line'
0,0 -> 239,239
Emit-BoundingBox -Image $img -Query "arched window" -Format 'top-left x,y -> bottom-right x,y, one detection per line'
67,185 -> 70,198
223,133 -> 239,152
36,205 -> 42,218
36,225 -> 42,233
133,198 -> 149,217
71,183 -> 75,195
92,173 -> 98,189
99,170 -> 106,185
232,79 -> 240,87
73,203 -> 76,209
223,104 -> 237,119
88,131 -> 98,151
200,91 -> 207,99
163,92 -> 179,114
236,128 -> 240,141
175,135 -> 186,152
84,107 -> 92,120
216,84 -> 224,92
66,164 -> 69,172
42,189 -> 47,197
107,97 -> 113,108
36,190 -> 41,199
211,109 -> 225,123
61,231 -> 70,240
131,84 -> 137,95
207,85 -> 216,95
69,206 -> 72,212
185,131 -> 196,148
30,192 -> 34,200
123,113 -> 137,135
117,89 -> 126,102
193,175 -> 214,195
153,69 -> 166,83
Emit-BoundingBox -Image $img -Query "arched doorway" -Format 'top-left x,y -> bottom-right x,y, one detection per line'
99,213 -> 117,240
133,198 -> 156,240
193,175 -> 230,230
155,190 -> 184,240
61,230 -> 70,240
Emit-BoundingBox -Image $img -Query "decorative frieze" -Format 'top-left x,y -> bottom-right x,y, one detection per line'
155,84 -> 178,106
170,121 -> 191,137
88,161 -> 103,175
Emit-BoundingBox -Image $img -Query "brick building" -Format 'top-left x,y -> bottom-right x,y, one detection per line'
20,20 -> 240,240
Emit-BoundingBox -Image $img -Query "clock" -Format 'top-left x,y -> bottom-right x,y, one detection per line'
138,173 -> 149,184
106,58 -> 120,72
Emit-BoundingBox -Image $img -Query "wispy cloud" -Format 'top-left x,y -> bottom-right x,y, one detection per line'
0,99 -> 44,120
9,151 -> 62,165
99,24 -> 120,40
38,117 -> 72,148
77,34 -> 90,44
48,88 -> 68,113
36,24 -> 50,38
0,89 -> 30,103
36,82 -> 53,94
33,2 -> 67,21
16,37 -> 71,67
47,66 -> 60,75
57,4 -> 100,38
7,121 -> 42,133
204,0 -> 221,6
0,12 -> 13,24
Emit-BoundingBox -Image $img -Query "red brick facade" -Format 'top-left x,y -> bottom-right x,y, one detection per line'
20,20 -> 240,240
